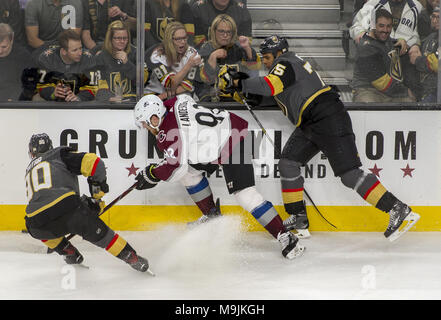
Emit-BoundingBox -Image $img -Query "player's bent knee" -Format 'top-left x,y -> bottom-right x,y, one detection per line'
234,186 -> 265,212
340,168 -> 365,189
278,158 -> 302,177
88,224 -> 114,248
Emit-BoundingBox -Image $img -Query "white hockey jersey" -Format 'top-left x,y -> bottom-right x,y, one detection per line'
151,95 -> 249,182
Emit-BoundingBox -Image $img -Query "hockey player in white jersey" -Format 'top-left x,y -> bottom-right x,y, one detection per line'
133,94 -> 305,259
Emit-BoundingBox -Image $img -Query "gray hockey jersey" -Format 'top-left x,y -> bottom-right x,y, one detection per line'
241,52 -> 331,126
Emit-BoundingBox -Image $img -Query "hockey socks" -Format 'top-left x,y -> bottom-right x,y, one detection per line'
103,233 -> 150,272
251,201 -> 286,239
185,176 -> 217,215
279,159 -> 305,213
282,188 -> 304,214
41,237 -> 65,251
354,174 -> 397,213
341,169 -> 398,212
42,237 -> 84,264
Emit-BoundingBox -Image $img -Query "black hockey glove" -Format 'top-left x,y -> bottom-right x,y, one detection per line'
80,195 -> 105,215
218,65 -> 249,94
135,164 -> 160,190
243,93 -> 263,108
87,177 -> 109,200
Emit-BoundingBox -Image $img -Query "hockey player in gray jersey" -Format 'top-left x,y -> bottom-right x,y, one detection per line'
25,133 -> 151,273
219,35 -> 420,242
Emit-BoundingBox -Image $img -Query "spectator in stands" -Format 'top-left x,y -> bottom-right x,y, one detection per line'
36,29 -> 99,101
144,0 -> 195,50
25,0 -> 84,52
353,0 -> 368,16
418,0 -> 439,40
196,13 -> 261,101
81,0 -> 136,53
352,9 -> 415,103
0,23 -> 36,101
190,0 -> 252,49
350,0 -> 422,57
95,20 -> 149,102
144,21 -> 202,100
0,0 -> 27,45
409,6 -> 439,102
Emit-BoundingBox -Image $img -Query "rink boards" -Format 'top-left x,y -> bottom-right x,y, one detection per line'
1,108 -> 440,232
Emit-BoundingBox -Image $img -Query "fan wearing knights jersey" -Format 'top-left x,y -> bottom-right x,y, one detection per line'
144,21 -> 202,100
133,94 -> 305,259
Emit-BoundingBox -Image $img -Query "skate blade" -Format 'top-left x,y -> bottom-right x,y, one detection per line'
186,216 -> 221,229
388,212 -> 420,242
294,229 -> 311,239
146,268 -> 156,277
285,244 -> 306,260
73,263 -> 89,269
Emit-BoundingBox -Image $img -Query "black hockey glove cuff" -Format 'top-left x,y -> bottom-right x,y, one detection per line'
135,164 -> 160,190
244,93 -> 263,107
87,177 -> 109,200
81,195 -> 105,215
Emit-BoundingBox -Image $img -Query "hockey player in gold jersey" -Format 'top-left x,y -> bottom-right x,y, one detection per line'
219,35 -> 420,242
25,133 -> 152,273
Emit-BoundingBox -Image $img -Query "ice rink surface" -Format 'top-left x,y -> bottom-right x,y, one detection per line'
1,215 -> 441,301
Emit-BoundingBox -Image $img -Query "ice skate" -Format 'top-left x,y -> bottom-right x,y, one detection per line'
187,198 -> 222,228
277,231 -> 305,259
283,210 -> 310,238
62,242 -> 84,265
384,201 -> 420,242
125,250 -> 155,276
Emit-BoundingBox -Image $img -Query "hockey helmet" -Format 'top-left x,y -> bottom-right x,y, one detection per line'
259,35 -> 289,56
28,133 -> 53,157
134,94 -> 166,131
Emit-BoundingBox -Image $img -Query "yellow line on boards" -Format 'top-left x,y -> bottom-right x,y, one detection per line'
1,205 -> 438,232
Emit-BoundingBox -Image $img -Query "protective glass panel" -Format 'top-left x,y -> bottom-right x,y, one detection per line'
0,0 -> 438,105
137,0 -> 440,105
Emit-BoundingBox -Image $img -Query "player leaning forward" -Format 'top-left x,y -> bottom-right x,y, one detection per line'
25,134 -> 151,272
219,35 -> 420,241
133,94 -> 305,259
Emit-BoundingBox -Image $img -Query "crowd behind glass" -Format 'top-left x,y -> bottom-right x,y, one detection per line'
0,0 -> 439,104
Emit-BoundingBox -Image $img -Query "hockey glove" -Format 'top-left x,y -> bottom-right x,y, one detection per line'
135,164 -> 160,190
87,177 -> 109,200
218,65 -> 249,94
81,195 -> 105,215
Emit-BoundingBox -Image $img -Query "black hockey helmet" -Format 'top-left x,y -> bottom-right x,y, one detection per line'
29,133 -> 53,157
259,35 -> 289,56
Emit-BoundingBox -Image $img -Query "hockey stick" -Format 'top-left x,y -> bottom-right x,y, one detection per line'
235,91 -> 337,229
91,181 -> 138,218
47,181 -> 138,254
